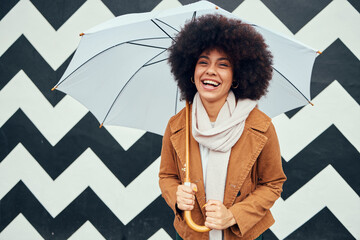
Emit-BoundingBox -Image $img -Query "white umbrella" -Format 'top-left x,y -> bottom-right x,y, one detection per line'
53,0 -> 319,232
53,0 -> 319,136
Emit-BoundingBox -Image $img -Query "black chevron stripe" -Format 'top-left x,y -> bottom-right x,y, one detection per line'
284,207 -> 355,239
101,0 -> 162,17
261,0 -> 332,34
30,0 -> 86,30
3,109 -> 359,196
348,0 -> 360,12
286,38 -> 360,118
0,36 -> 71,107
1,182 -> 356,240
0,181 -> 175,240
2,111 -> 359,198
0,110 -> 162,187
281,125 -> 360,200
311,39 -> 360,104
0,0 -> 20,21
178,0 -> 245,12
261,208 -> 356,240
262,229 -> 280,240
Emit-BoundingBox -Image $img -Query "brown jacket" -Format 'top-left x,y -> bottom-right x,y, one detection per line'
159,107 -> 286,240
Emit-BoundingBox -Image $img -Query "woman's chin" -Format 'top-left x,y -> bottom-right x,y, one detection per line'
198,92 -> 228,105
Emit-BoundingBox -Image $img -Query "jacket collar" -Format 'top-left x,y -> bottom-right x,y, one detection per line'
168,106 -> 271,212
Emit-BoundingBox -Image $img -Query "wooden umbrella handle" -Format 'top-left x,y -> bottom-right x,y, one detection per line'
184,101 -> 211,233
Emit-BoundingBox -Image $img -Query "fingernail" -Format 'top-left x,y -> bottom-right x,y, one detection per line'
202,203 -> 207,208
193,186 -> 197,192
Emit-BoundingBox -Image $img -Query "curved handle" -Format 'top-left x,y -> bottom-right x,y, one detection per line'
184,210 -> 210,232
184,101 -> 211,233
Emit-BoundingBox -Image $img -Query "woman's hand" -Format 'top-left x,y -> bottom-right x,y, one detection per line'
204,200 -> 236,230
176,183 -> 198,211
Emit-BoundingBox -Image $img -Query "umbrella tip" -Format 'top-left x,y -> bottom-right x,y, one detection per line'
317,50 -> 322,54
308,101 -> 314,106
79,32 -> 85,36
215,6 -> 219,9
51,86 -> 57,91
99,123 -> 103,128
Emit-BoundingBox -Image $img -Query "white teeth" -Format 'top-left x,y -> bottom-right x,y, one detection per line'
203,80 -> 220,86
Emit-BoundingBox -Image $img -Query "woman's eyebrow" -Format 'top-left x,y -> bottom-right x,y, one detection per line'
198,55 -> 209,59
198,56 -> 229,61
218,57 -> 230,61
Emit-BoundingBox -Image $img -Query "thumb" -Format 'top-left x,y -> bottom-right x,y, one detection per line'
190,183 -> 198,193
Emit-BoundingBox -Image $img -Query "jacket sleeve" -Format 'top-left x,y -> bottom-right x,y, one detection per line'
159,122 -> 183,219
229,123 -> 286,237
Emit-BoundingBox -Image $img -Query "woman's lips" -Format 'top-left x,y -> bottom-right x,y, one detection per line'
201,79 -> 221,90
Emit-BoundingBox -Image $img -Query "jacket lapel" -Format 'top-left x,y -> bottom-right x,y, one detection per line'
223,109 -> 271,208
222,128 -> 267,207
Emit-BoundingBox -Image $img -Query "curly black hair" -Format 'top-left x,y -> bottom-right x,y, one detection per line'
168,14 -> 273,103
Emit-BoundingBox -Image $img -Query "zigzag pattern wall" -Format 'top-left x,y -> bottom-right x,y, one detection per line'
0,0 -> 359,239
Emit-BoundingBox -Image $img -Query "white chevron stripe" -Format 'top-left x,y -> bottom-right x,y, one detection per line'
234,0 -> 360,59
296,0 -> 360,59
147,228 -> 172,240
1,0 -> 359,72
233,0 -> 294,36
270,165 -> 360,239
273,80 -> 360,161
0,70 -> 145,150
0,0 -> 114,70
0,144 -> 161,224
68,221 -> 106,240
152,0 -> 182,11
0,70 -> 88,146
0,214 -> 44,240
104,125 -> 145,151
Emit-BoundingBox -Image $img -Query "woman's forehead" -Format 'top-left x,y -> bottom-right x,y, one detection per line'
200,48 -> 229,59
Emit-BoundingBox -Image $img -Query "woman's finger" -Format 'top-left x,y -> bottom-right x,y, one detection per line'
179,197 -> 195,205
190,183 -> 198,192
178,203 -> 194,211
205,216 -> 218,224
205,211 -> 217,218
205,218 -> 220,230
177,184 -> 192,194
177,191 -> 195,201
205,203 -> 221,212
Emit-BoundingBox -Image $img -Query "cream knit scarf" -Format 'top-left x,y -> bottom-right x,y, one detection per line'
192,91 -> 257,240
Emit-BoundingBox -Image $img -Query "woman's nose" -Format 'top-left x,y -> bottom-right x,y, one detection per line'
206,64 -> 216,76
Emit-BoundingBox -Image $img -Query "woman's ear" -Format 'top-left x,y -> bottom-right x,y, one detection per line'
231,80 -> 239,89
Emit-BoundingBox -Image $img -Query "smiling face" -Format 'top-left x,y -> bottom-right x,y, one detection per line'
194,48 -> 233,108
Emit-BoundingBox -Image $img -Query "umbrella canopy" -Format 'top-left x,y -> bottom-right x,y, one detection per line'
53,0 -> 318,136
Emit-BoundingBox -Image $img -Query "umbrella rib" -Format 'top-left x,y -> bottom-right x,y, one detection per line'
127,42 -> 167,50
192,11 -> 197,21
54,37 -> 170,89
154,18 -> 179,33
143,58 -> 168,67
272,66 -> 311,103
151,19 -> 175,41
101,49 -> 168,125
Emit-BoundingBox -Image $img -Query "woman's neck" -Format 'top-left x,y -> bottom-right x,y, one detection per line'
200,98 -> 226,122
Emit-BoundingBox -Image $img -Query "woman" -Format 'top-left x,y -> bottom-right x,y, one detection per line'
159,14 -> 286,240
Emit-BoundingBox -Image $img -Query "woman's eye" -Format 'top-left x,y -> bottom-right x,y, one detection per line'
198,61 -> 207,65
219,63 -> 229,67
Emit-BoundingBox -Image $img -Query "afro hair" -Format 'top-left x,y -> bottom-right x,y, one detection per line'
168,14 -> 273,103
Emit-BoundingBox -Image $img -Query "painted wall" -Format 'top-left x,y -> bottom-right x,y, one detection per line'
0,0 -> 359,239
